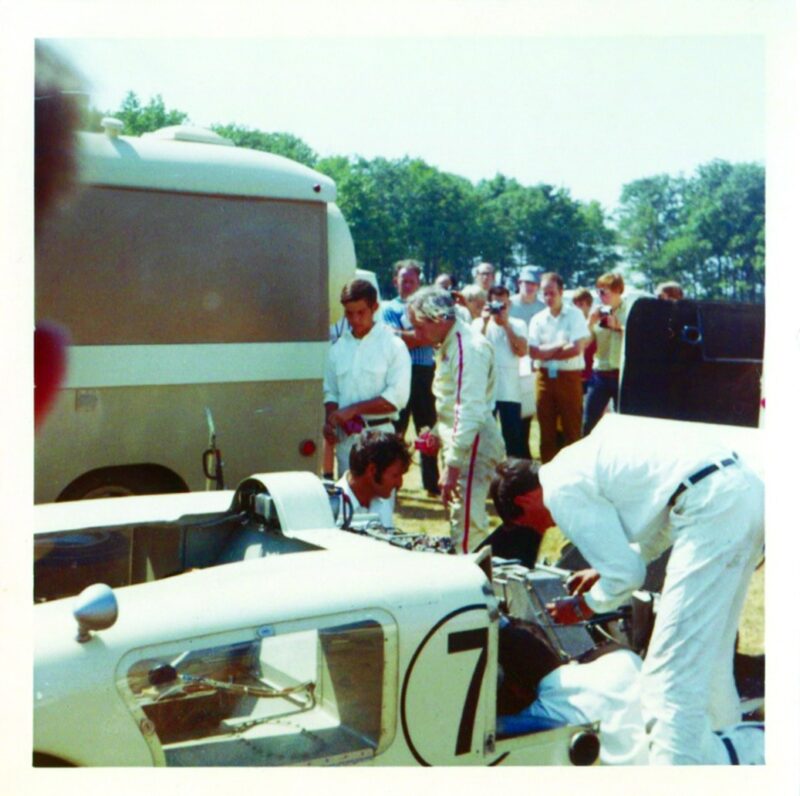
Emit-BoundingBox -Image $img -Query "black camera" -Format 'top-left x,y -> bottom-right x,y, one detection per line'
487,300 -> 505,315
598,308 -> 612,328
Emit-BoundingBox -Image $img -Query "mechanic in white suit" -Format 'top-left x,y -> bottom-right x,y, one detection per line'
489,417 -> 764,765
497,617 -> 764,765
407,287 -> 505,553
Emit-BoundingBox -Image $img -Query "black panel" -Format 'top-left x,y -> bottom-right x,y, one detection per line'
619,298 -> 764,428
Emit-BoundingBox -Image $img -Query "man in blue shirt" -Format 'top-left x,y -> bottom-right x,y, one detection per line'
382,260 -> 440,496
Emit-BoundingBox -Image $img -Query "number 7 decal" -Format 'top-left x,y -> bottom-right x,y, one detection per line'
447,627 -> 488,755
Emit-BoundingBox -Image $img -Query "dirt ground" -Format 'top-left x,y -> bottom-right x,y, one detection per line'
392,430 -> 764,656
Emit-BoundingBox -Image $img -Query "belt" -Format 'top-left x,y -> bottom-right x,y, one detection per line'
668,453 -> 739,506
364,417 -> 393,427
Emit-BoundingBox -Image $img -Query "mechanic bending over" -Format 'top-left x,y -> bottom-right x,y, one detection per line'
489,418 -> 764,765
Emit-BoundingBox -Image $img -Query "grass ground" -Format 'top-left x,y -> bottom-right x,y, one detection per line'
392,424 -> 764,656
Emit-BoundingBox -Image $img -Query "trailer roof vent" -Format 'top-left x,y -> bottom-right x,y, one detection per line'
142,125 -> 235,146
100,117 -> 124,138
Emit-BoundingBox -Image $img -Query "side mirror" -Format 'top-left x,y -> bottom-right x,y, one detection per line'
73,583 -> 118,643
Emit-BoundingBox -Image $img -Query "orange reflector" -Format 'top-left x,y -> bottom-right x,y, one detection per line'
299,439 -> 317,457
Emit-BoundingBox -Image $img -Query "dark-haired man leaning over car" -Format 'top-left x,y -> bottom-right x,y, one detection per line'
489,417 -> 764,765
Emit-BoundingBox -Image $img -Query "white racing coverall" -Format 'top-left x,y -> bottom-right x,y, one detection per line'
433,318 -> 505,553
539,414 -> 764,765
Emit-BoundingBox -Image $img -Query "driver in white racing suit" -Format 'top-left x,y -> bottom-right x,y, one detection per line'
408,287 -> 505,553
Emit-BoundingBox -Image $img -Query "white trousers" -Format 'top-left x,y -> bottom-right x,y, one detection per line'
641,462 -> 764,765
448,432 -> 503,554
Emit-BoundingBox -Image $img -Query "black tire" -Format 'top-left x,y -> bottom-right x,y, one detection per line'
33,751 -> 76,767
57,465 -> 188,502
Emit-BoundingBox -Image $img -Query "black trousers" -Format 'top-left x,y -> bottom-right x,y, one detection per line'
395,364 -> 440,492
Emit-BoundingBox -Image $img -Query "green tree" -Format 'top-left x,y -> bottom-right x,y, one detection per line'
212,124 -> 318,168
616,174 -> 685,284
475,176 -> 524,271
316,156 -> 409,289
403,160 -> 483,284
479,181 -> 618,286
110,92 -> 190,136
617,161 -> 764,301
680,161 -> 765,301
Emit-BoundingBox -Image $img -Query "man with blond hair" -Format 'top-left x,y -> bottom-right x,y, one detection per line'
584,272 -> 631,435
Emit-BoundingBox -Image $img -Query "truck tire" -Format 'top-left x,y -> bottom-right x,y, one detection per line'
33,752 -> 75,767
57,465 -> 188,502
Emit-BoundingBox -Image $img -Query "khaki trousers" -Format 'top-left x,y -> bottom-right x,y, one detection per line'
535,369 -> 583,463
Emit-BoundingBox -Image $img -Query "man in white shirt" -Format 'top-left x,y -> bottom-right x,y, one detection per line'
335,430 -> 411,529
473,284 -> 529,459
510,265 -> 545,458
527,272 -> 590,463
323,279 -> 411,478
407,287 -> 505,553
489,419 -> 765,765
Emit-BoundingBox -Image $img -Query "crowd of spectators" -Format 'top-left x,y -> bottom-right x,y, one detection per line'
323,266 -> 764,767
323,263 -> 688,546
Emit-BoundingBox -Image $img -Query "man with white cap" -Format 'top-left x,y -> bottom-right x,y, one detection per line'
510,265 -> 545,327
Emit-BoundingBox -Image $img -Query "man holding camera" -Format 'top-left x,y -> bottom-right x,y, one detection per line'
583,272 -> 630,435
527,272 -> 590,463
474,285 -> 529,458
407,287 -> 505,554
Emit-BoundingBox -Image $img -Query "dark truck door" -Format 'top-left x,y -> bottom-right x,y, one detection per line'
619,298 -> 764,428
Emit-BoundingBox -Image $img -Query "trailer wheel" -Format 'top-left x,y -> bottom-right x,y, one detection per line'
33,752 -> 76,767
57,465 -> 188,502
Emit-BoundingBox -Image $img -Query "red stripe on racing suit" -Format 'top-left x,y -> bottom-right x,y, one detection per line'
462,434 -> 481,553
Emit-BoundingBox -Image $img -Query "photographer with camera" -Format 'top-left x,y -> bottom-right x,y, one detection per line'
584,272 -> 630,435
474,285 -> 530,459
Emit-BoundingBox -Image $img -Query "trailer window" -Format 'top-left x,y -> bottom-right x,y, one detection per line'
120,614 -> 396,766
36,186 -> 328,345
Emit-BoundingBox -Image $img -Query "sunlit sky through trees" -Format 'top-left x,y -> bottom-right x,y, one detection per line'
48,32 -> 765,214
